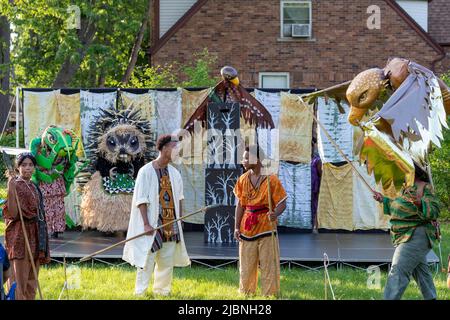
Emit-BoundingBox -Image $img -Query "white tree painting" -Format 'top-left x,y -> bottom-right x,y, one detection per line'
205,221 -> 214,242
207,110 -> 219,130
227,228 -> 235,243
215,172 -> 235,206
211,213 -> 230,243
205,211 -> 236,244
221,103 -> 237,130
223,129 -> 238,169
210,232 -> 217,243
207,130 -> 223,168
205,181 -> 221,206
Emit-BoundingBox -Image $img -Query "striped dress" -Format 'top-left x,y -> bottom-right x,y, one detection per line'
383,183 -> 441,247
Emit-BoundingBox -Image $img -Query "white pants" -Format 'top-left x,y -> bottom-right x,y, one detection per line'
135,241 -> 176,296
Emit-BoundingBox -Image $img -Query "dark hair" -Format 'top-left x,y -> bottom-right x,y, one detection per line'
156,135 -> 177,151
16,152 -> 37,167
414,163 -> 430,183
245,144 -> 266,162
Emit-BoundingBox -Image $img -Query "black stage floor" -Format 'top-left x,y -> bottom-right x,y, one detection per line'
1,230 -> 439,265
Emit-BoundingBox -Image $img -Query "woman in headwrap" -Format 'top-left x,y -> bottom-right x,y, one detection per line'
3,152 -> 50,300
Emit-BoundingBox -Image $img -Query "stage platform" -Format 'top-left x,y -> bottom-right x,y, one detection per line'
1,230 -> 440,269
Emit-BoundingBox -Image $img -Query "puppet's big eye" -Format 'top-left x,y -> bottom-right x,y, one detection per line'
130,137 -> 137,146
359,91 -> 368,103
47,133 -> 56,144
107,137 -> 116,147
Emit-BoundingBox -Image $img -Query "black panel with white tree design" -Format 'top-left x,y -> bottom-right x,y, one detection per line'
204,207 -> 236,244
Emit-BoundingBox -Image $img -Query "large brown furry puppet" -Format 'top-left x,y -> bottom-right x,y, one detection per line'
80,107 -> 155,232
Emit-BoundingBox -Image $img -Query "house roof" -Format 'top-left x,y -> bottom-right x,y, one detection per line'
428,0 -> 450,45
149,0 -> 445,56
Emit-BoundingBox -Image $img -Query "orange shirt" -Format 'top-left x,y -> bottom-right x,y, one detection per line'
234,171 -> 287,240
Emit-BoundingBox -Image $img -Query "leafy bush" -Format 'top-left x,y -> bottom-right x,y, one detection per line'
181,48 -> 219,88
432,71 -> 450,220
115,48 -> 219,89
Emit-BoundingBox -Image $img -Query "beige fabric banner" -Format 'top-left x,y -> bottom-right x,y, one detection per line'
55,92 -> 83,157
317,163 -> 354,230
121,91 -> 156,141
279,92 -> 313,163
352,163 -> 389,230
23,90 -> 58,147
176,162 -> 205,224
121,91 -> 155,122
181,88 -> 210,127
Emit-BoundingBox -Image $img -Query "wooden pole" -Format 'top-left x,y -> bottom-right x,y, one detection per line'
297,96 -> 376,194
79,205 -> 219,262
266,175 -> 280,297
13,186 -> 44,300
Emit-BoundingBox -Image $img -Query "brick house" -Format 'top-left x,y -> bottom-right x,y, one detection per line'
429,0 -> 450,72
148,0 -> 449,89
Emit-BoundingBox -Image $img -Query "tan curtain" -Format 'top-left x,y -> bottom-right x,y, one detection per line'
55,92 -> 83,157
177,162 -> 205,224
181,88 -> 210,127
121,91 -> 155,122
279,92 -> 313,163
23,90 -> 58,146
317,163 -> 354,230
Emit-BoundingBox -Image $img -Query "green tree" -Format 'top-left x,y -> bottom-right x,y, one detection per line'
0,0 -> 150,88
119,48 -> 219,89
430,72 -> 450,218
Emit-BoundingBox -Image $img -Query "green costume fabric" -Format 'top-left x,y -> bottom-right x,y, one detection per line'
102,173 -> 135,194
30,126 -> 80,193
383,183 -> 440,247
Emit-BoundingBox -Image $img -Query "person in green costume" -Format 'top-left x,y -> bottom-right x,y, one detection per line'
30,125 -> 79,238
373,164 -> 441,300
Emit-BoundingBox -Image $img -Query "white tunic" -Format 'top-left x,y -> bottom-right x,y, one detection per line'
122,162 -> 191,269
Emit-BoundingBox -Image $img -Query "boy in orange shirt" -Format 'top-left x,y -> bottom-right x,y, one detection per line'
234,145 -> 287,296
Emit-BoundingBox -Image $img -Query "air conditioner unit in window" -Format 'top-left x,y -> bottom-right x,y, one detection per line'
291,24 -> 311,37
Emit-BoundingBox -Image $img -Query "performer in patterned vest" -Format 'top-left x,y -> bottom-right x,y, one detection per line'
122,135 -> 190,296
373,164 -> 441,300
234,145 -> 287,296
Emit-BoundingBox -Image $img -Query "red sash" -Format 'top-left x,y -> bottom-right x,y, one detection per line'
243,205 -> 269,231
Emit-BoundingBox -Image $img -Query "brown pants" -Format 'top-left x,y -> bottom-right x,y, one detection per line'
239,235 -> 280,296
11,256 -> 40,300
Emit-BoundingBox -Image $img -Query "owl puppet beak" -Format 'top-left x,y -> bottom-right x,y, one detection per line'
230,77 -> 240,86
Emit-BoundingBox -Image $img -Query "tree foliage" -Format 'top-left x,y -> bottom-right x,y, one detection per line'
430,71 -> 450,218
0,1 -> 218,89
117,48 -> 219,88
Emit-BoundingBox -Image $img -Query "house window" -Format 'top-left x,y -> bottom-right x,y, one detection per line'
281,1 -> 312,38
259,72 -> 290,89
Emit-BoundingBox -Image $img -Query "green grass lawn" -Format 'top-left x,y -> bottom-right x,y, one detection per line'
1,220 -> 449,300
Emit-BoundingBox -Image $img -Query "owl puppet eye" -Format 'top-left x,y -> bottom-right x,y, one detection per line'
359,91 -> 368,103
130,137 -> 138,146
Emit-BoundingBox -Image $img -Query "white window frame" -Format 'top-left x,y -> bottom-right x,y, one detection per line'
259,72 -> 290,89
280,0 -> 312,38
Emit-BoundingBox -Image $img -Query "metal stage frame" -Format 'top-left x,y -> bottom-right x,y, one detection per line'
4,229 -> 439,272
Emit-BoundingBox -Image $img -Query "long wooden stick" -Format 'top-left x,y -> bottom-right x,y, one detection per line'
13,186 -> 44,300
79,205 -> 219,262
298,96 -> 376,194
2,151 -> 43,300
266,175 -> 280,297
